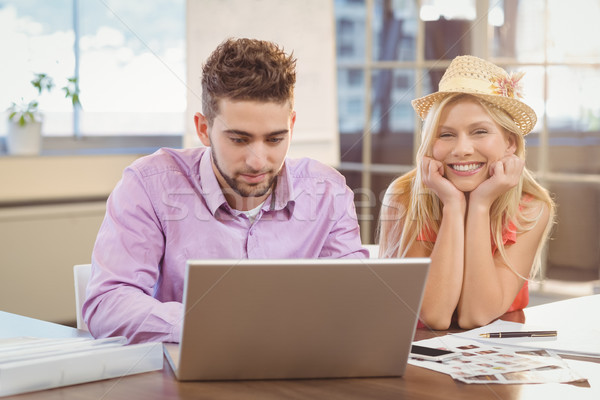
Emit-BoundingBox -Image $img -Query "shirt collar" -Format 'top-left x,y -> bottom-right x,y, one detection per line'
270,161 -> 294,211
198,148 -> 295,215
198,148 -> 229,215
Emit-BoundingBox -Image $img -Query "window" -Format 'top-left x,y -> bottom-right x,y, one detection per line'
348,99 -> 362,115
78,0 -> 185,136
335,0 -> 600,281
1,0 -> 184,145
347,69 -> 363,86
338,18 -> 354,35
395,74 -> 409,89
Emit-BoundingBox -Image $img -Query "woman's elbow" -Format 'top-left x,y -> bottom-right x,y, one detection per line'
457,313 -> 494,330
419,309 -> 452,330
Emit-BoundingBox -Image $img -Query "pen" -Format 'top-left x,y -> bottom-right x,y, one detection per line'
479,330 -> 557,338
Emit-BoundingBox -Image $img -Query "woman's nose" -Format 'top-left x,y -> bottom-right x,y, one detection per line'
452,134 -> 474,156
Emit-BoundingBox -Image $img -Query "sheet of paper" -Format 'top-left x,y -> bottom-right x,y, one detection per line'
452,320 -> 600,358
0,337 -> 163,397
409,335 -> 585,384
0,337 -> 127,364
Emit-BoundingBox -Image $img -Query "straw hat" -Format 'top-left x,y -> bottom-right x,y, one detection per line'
411,55 -> 537,135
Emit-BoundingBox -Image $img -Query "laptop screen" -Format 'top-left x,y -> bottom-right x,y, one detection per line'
167,258 -> 430,381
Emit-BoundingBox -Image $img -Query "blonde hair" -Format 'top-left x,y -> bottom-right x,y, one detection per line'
379,94 -> 555,279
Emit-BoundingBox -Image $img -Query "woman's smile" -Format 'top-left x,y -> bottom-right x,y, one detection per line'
447,162 -> 484,175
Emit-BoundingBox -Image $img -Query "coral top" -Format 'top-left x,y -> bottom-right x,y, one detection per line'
493,222 -> 529,312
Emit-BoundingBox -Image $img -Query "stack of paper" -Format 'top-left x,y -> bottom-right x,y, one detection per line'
0,336 -> 163,397
409,335 -> 585,384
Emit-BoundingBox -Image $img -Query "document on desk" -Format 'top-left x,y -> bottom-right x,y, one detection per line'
409,335 -> 585,384
452,319 -> 600,358
0,337 -> 163,397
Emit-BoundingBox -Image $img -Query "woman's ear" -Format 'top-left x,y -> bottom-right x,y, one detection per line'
505,132 -> 518,155
194,112 -> 211,147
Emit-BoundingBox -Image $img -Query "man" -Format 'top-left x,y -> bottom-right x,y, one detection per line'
83,38 -> 367,344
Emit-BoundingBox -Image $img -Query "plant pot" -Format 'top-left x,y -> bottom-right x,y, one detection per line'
6,120 -> 42,155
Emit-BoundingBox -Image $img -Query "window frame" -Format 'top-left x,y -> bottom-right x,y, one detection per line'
0,0 -> 185,157
335,0 -> 600,276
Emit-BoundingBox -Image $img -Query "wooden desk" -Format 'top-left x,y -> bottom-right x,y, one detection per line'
3,296 -> 599,400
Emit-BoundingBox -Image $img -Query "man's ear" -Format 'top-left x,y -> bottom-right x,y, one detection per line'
194,112 -> 211,146
289,110 -> 296,139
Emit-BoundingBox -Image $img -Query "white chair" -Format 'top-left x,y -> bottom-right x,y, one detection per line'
73,263 -> 92,332
363,244 -> 380,258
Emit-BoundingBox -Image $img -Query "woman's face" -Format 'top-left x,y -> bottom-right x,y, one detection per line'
431,98 -> 516,192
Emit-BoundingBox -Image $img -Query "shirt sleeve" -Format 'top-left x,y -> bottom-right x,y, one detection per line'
319,183 -> 369,259
82,167 -> 183,344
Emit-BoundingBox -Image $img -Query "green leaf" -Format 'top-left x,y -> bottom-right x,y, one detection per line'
31,73 -> 55,95
62,76 -> 82,108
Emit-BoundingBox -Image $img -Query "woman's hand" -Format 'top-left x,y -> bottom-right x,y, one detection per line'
421,156 -> 465,208
471,154 -> 524,206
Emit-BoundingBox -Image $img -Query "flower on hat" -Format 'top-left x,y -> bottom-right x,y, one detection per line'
490,71 -> 525,99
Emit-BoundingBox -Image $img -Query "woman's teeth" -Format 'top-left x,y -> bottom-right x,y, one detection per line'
451,163 -> 482,172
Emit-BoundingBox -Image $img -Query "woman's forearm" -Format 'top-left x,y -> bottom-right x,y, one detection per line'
458,202 -> 505,328
419,202 -> 465,329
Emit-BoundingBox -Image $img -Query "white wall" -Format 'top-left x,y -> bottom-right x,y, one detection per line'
0,202 -> 105,322
0,155 -> 141,323
185,0 -> 340,165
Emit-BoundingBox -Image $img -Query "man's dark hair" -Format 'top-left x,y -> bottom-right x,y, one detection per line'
201,38 -> 297,125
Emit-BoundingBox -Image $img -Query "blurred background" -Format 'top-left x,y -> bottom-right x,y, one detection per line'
1,0 -> 599,325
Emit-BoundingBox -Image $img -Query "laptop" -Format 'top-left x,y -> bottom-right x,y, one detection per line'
164,257 -> 430,381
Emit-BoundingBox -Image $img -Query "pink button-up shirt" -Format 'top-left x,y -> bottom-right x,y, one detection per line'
83,147 -> 367,344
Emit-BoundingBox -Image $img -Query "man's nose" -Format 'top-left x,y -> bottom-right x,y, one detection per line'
245,143 -> 267,172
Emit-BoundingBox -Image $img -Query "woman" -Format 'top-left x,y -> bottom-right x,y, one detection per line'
379,56 -> 555,330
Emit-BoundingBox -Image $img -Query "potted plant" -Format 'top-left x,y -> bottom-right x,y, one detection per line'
6,73 -> 80,155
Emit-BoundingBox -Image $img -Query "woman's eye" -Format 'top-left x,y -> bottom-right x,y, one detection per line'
474,129 -> 488,135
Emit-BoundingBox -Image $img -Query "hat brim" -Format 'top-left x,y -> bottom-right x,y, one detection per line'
411,91 -> 537,135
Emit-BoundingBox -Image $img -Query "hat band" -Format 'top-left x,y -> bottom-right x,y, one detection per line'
439,76 -> 495,96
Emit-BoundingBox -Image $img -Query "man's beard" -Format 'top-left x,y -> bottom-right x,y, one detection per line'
211,147 -> 278,199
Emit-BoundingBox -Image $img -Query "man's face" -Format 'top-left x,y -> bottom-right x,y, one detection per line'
195,99 -> 295,210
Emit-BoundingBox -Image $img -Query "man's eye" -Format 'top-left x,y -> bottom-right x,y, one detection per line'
230,137 -> 247,144
268,137 -> 284,144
